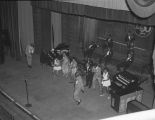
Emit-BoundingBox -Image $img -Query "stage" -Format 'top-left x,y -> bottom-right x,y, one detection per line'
0,55 -> 119,120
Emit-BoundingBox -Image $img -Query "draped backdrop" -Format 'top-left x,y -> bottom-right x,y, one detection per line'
0,1 -> 20,60
51,12 -> 62,48
18,1 -> 34,55
83,18 -> 97,48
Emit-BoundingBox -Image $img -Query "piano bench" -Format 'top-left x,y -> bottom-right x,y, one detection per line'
126,100 -> 150,113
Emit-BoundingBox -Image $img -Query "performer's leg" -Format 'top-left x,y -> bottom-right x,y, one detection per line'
73,88 -> 81,105
100,85 -> 104,96
92,76 -> 96,89
88,76 -> 93,88
98,78 -> 102,94
85,75 -> 89,87
27,55 -> 32,68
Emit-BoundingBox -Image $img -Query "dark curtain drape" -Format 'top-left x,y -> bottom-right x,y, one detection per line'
83,17 -> 97,48
33,8 -> 51,53
0,1 -> 21,60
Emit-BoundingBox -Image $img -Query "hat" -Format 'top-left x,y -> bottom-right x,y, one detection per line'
126,0 -> 155,18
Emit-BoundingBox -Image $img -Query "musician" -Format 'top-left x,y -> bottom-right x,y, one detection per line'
125,50 -> 134,68
85,42 -> 99,59
25,43 -> 35,68
53,58 -> 61,74
104,47 -> 113,66
125,31 -> 135,51
85,58 -> 94,88
92,64 -> 102,90
62,53 -> 70,77
73,71 -> 84,105
106,33 -> 113,49
117,50 -> 134,71
49,48 -> 62,61
100,68 -> 111,99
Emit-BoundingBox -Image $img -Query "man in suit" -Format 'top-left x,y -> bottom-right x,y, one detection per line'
117,50 -> 134,71
125,31 -> 135,51
85,59 -> 94,88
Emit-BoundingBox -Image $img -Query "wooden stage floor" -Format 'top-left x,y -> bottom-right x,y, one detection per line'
0,55 -> 124,120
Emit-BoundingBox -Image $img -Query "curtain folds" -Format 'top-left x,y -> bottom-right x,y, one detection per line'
18,1 -> 34,55
83,17 -> 97,48
51,12 -> 62,48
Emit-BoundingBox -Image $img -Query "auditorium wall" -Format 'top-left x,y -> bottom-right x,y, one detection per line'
97,20 -> 154,66
31,1 -> 155,66
61,14 -> 154,66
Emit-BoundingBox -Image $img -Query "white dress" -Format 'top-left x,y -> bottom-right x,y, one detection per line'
102,72 -> 111,87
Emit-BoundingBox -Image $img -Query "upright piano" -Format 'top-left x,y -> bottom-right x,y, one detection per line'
110,71 -> 143,113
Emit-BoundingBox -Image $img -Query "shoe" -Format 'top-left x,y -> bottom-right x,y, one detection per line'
76,100 -> 81,105
69,81 -> 74,83
81,90 -> 84,93
28,65 -> 32,68
100,94 -> 105,97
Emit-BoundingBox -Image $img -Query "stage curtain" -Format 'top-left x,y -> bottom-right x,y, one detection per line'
83,17 -> 97,48
32,8 -> 51,53
40,10 -> 51,51
31,1 -> 155,26
51,12 -> 62,48
18,1 -> 34,55
0,1 -> 23,60
0,2 -> 7,30
6,1 -> 20,60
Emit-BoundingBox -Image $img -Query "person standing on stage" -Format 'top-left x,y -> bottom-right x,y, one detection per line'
125,31 -> 135,51
117,50 -> 134,72
62,53 -> 70,77
25,43 -> 35,68
92,64 -> 102,90
85,59 -> 94,88
106,33 -> 113,49
104,47 -> 113,66
100,68 -> 111,99
73,72 -> 84,105
70,57 -> 78,79
124,50 -> 134,69
53,58 -> 61,74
